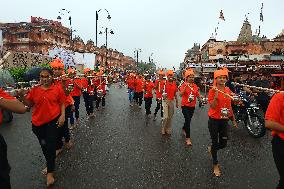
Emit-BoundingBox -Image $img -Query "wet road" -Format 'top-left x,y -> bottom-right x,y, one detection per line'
0,84 -> 279,189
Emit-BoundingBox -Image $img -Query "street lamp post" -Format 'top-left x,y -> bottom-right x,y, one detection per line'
99,27 -> 114,66
134,49 -> 141,66
96,9 -> 111,47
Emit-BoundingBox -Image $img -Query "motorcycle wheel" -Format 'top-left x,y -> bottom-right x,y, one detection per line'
244,113 -> 266,138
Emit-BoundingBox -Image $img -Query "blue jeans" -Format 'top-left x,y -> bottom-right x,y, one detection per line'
70,96 -> 80,124
128,89 -> 134,102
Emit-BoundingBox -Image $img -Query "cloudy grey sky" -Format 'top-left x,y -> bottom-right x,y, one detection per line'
0,0 -> 283,68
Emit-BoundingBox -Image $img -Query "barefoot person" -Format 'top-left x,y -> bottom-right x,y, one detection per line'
179,69 -> 202,146
161,70 -> 178,135
265,76 -> 284,189
0,88 -> 26,189
18,68 -> 65,186
207,69 -> 237,177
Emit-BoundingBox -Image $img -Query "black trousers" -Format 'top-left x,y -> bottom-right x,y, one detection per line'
0,134 -> 11,189
154,99 -> 163,117
144,97 -> 152,115
72,96 -> 80,119
272,136 -> 284,189
133,92 -> 138,103
85,93 -> 95,115
96,95 -> 105,109
135,92 -> 143,106
32,117 -> 59,173
208,118 -> 228,165
56,105 -> 71,150
181,106 -> 195,138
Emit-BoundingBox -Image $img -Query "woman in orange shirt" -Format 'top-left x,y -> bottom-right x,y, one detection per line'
179,69 -> 202,146
18,68 -> 65,186
207,69 -> 237,177
265,78 -> 284,189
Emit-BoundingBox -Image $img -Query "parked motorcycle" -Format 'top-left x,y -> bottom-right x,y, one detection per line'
233,91 -> 266,138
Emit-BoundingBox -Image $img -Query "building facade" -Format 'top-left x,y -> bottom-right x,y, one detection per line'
0,17 -> 136,69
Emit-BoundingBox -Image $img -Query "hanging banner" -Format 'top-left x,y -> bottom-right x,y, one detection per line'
0,30 -> 3,49
48,47 -> 76,68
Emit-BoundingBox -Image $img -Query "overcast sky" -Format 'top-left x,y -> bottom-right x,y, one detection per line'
0,0 -> 283,68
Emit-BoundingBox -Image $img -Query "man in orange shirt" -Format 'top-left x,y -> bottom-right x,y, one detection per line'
154,70 -> 166,121
0,89 -> 26,189
143,75 -> 155,117
207,69 -> 237,177
161,70 -> 178,135
265,78 -> 284,189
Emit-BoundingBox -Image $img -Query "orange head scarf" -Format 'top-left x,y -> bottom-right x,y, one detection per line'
184,69 -> 195,79
158,70 -> 165,75
213,69 -> 228,86
166,70 -> 174,76
50,58 -> 64,69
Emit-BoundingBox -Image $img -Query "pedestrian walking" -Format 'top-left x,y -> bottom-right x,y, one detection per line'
207,69 -> 237,177
179,69 -> 202,146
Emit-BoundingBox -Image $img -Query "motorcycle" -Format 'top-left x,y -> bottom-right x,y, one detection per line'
233,91 -> 266,138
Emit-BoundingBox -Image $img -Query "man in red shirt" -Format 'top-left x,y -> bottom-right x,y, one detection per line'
134,74 -> 144,108
143,75 -> 155,117
67,68 -> 82,129
179,69 -> 202,146
126,73 -> 135,106
96,73 -> 107,109
207,69 -> 237,177
81,68 -> 91,115
0,88 -> 26,189
265,78 -> 284,189
161,70 -> 178,135
50,60 -> 74,153
154,70 -> 166,121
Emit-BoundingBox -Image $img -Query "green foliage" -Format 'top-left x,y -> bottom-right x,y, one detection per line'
8,62 -> 50,82
8,67 -> 27,82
